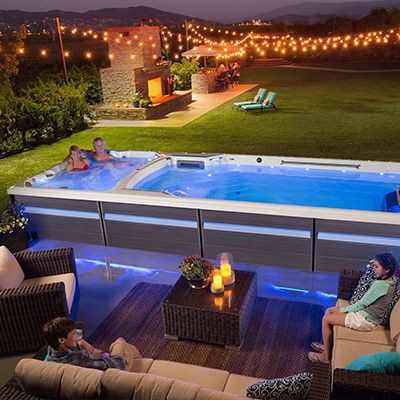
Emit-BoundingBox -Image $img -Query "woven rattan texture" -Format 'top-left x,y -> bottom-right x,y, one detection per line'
162,271 -> 256,347
333,368 -> 400,399
14,248 -> 76,279
337,270 -> 363,300
0,248 -> 76,355
307,362 -> 332,400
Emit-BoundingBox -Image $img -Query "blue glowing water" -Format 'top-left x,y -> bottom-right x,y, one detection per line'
132,165 -> 400,211
32,158 -> 151,191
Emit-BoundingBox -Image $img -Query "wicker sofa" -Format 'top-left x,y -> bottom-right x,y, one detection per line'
0,248 -> 79,355
312,270 -> 400,400
0,357 -> 331,400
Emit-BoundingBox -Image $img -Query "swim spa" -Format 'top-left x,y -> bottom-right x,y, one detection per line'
8,153 -> 400,273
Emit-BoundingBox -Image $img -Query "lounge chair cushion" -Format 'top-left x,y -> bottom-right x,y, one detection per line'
20,273 -> 76,313
0,245 -> 25,289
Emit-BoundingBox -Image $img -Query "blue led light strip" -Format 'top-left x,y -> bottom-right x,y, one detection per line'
318,232 -> 400,247
25,206 -> 99,220
203,222 -> 310,238
104,213 -> 197,228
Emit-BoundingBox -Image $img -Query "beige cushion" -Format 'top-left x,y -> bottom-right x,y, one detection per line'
129,358 -> 154,373
224,373 -> 262,395
148,360 -> 229,391
390,298 -> 400,343
102,369 -> 245,400
332,337 -> 395,369
0,245 -> 25,289
334,324 -> 392,346
15,359 -> 102,399
20,273 -> 76,313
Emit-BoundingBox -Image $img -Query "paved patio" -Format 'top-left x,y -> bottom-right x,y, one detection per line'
95,84 -> 258,128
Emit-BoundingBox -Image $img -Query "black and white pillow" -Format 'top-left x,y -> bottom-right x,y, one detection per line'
349,266 -> 376,304
350,267 -> 400,326
246,372 -> 313,400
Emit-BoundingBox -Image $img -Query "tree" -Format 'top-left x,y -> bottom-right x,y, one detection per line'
0,26 -> 28,82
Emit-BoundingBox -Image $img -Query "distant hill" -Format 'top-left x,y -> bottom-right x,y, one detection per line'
251,0 -> 400,22
0,6 -> 208,31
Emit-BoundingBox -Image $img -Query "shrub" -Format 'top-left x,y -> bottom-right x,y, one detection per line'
170,58 -> 200,90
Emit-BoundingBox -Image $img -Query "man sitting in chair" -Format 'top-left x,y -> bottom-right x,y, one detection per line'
43,317 -> 140,371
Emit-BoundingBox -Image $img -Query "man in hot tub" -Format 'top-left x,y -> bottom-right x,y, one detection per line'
388,184 -> 400,213
91,137 -> 113,161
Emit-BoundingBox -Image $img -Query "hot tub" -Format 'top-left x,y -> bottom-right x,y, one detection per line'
8,153 -> 400,272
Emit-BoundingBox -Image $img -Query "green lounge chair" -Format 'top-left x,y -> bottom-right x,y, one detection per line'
233,88 -> 267,108
241,92 -> 277,111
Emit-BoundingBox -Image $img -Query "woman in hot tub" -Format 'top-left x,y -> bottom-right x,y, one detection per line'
66,145 -> 90,171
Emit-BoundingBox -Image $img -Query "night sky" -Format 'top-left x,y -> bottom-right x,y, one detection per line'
0,0 -> 378,22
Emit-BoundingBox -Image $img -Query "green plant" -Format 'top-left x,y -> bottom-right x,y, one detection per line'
139,98 -> 152,108
170,58 -> 200,90
0,201 -> 27,234
179,255 -> 214,280
132,91 -> 144,106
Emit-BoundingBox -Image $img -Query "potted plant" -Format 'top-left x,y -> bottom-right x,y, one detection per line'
0,201 -> 28,253
132,91 -> 144,108
139,98 -> 152,108
179,255 -> 214,289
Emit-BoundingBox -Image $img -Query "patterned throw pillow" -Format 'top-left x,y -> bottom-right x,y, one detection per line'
246,372 -> 313,400
349,266 -> 376,304
350,266 -> 400,326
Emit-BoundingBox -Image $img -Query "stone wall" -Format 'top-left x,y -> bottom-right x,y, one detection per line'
96,91 -> 192,120
191,72 -> 218,94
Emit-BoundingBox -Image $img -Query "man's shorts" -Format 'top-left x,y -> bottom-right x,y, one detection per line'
345,312 -> 377,331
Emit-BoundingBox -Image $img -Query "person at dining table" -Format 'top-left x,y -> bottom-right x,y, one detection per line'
66,145 -> 89,171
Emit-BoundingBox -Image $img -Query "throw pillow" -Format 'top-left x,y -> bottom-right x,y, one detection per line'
350,265 -> 376,304
0,245 -> 25,289
246,372 -> 313,400
345,352 -> 400,375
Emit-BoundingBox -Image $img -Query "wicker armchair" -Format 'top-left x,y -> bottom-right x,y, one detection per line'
0,248 -> 80,355
307,270 -> 400,400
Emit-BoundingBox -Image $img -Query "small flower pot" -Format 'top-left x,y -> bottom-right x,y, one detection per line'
184,276 -> 211,289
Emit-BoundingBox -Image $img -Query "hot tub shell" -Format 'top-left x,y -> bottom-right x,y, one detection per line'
8,154 -> 400,273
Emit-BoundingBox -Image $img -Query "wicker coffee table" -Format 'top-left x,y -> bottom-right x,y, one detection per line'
162,270 -> 257,349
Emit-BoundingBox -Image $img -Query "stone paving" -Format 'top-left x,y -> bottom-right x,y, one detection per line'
95,83 -> 258,128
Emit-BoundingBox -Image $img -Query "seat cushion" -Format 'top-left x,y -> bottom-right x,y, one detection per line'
15,358 -> 102,400
0,245 -> 25,289
334,324 -> 392,346
224,374 -> 262,395
147,360 -> 230,391
390,297 -> 400,343
20,273 -> 76,313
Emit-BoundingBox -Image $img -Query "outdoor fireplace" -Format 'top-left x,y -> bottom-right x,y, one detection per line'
97,25 -> 192,120
100,25 -> 170,104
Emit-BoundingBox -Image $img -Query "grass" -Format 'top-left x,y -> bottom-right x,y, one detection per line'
1,65 -> 400,206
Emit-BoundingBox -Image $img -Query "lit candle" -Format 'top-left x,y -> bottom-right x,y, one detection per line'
213,275 -> 223,289
211,274 -> 224,294
220,263 -> 231,278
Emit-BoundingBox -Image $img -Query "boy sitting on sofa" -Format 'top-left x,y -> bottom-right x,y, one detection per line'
43,317 -> 140,371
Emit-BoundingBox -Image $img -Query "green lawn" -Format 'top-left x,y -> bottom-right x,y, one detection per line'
1,65 -> 400,205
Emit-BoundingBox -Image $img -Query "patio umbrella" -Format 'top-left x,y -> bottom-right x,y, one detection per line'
182,44 -> 240,66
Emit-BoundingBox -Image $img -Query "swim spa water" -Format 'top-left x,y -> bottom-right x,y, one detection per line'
31,157 -> 152,191
132,164 -> 400,212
